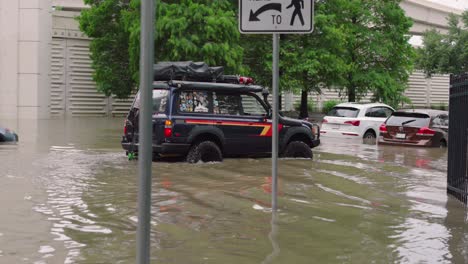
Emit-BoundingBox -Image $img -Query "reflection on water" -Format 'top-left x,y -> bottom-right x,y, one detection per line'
0,118 -> 466,263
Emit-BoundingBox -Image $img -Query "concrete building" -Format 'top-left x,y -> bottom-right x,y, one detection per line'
0,0 -> 465,120
0,0 -> 53,120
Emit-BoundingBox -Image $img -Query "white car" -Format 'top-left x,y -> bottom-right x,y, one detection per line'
320,103 -> 394,140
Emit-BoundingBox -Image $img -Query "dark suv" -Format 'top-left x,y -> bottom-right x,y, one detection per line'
121,62 -> 320,163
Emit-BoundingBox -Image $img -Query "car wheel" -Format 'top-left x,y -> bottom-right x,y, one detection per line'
282,141 -> 313,159
440,140 -> 447,148
363,130 -> 376,139
186,141 -> 223,163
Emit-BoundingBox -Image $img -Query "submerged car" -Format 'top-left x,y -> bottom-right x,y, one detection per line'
378,109 -> 448,147
0,126 -> 18,142
121,61 -> 320,163
321,103 -> 394,140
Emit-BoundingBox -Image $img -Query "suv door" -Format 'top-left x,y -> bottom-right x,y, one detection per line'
213,92 -> 269,155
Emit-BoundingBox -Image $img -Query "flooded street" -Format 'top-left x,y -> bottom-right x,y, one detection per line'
0,118 -> 467,263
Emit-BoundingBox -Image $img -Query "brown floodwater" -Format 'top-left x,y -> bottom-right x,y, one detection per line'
0,118 -> 466,264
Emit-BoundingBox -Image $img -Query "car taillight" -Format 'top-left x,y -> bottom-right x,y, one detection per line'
322,118 -> 328,123
344,120 -> 360,126
379,123 -> 387,133
416,127 -> 435,136
164,120 -> 173,138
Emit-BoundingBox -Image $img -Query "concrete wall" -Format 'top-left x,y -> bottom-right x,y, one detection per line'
0,0 -> 52,120
401,0 -> 464,35
283,71 -> 450,112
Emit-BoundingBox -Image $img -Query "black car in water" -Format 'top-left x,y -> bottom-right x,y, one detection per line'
121,62 -> 320,163
0,126 -> 18,142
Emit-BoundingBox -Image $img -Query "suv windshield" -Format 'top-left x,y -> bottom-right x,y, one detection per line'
386,112 -> 430,127
133,89 -> 169,114
327,107 -> 359,118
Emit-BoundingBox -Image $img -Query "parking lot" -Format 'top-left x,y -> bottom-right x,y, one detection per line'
0,117 -> 464,264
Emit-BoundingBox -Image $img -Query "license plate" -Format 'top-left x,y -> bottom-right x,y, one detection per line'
396,133 -> 406,139
331,124 -> 340,130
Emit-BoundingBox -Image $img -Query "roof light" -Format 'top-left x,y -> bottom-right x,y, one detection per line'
238,76 -> 254,85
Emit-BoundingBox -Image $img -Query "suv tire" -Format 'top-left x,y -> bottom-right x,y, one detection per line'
283,141 -> 313,159
363,130 -> 376,139
186,141 -> 223,163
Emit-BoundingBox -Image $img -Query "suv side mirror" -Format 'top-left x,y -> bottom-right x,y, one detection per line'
267,108 -> 272,118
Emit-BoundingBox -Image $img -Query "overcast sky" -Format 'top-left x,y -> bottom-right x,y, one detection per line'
427,0 -> 468,10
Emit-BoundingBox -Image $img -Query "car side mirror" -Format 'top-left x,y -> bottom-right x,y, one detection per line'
266,108 -> 272,119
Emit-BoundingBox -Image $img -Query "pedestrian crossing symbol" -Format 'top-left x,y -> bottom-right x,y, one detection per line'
239,0 -> 314,34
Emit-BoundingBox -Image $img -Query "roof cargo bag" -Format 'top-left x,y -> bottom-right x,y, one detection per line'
153,61 -> 224,82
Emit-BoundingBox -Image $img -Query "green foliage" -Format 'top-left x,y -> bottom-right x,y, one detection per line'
79,0 -> 242,98
430,102 -> 448,111
79,0 -> 134,98
328,0 -> 415,104
242,0 -> 414,117
322,100 -> 341,114
416,11 -> 468,76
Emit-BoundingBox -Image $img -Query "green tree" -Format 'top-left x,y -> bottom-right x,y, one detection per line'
279,1 -> 348,118
241,0 -> 414,117
331,0 -> 414,105
240,2 -> 348,118
79,0 -> 133,98
79,0 -> 243,98
416,12 -> 468,76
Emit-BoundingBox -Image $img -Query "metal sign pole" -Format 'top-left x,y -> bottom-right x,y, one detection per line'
137,0 -> 154,263
272,33 -> 279,211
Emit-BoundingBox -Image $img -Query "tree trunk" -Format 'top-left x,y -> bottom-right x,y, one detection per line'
299,90 -> 308,119
347,72 -> 356,102
348,86 -> 356,102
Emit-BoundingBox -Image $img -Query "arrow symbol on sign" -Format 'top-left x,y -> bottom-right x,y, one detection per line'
249,3 -> 282,21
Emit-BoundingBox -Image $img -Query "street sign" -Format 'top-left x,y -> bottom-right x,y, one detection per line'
239,0 -> 314,34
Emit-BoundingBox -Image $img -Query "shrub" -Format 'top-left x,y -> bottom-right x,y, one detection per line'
322,100 -> 340,114
430,102 -> 448,111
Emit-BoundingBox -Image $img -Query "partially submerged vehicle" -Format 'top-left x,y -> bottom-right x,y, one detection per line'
0,126 -> 18,142
121,61 -> 320,162
321,102 -> 394,141
378,109 -> 448,147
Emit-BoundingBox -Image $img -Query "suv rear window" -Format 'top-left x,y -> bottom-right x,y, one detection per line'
133,89 -> 169,114
386,112 -> 430,127
327,107 -> 359,118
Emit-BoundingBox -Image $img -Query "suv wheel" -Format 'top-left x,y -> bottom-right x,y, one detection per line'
283,141 -> 313,159
186,141 -> 223,163
440,140 -> 447,148
363,130 -> 376,139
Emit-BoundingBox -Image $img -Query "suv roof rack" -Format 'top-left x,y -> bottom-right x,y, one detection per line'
153,80 -> 264,93
153,61 -> 253,85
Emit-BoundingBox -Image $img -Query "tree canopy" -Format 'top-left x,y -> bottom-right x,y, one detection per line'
329,0 -> 414,106
242,0 -> 414,115
80,0 -> 415,111
79,0 -> 242,98
415,11 -> 468,76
